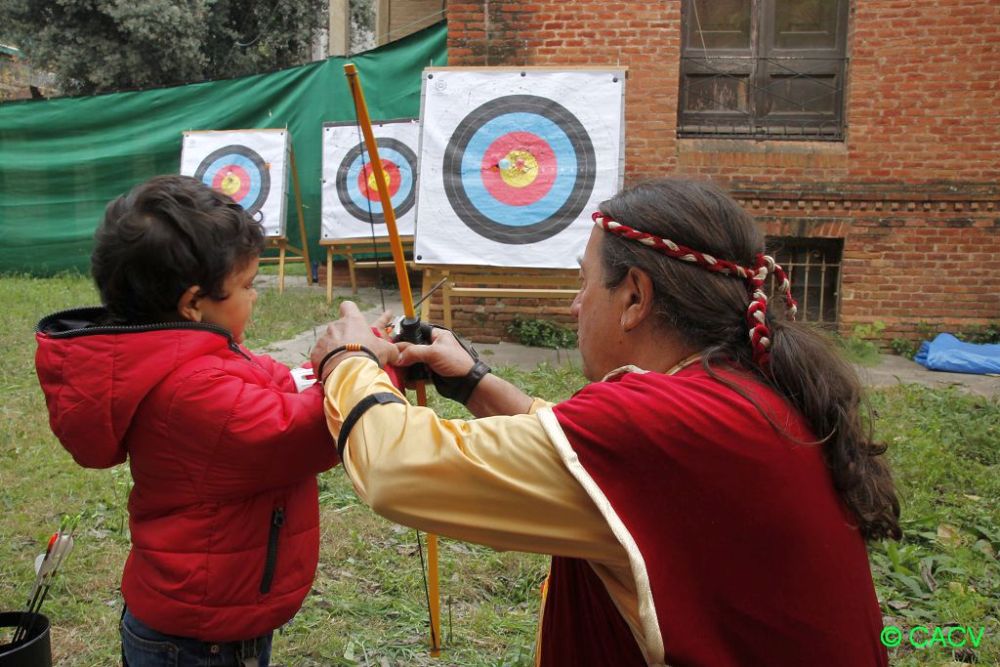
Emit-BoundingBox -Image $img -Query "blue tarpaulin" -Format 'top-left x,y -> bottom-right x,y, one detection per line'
914,333 -> 1000,375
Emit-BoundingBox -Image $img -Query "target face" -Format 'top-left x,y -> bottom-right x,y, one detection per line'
443,95 -> 596,245
180,129 -> 289,238
193,145 -> 271,216
321,120 -> 420,240
416,69 -> 624,269
336,137 -> 417,224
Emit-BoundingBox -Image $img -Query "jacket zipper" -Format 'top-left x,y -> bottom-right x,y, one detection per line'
229,341 -> 253,363
259,506 -> 285,594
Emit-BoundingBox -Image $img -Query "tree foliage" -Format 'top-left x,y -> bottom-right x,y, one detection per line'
1,0 -> 326,95
349,0 -> 375,53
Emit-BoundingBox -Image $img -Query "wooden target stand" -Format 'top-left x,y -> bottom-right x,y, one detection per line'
321,235 -> 415,303
319,245 -> 579,324
417,264 -> 579,327
259,148 -> 312,292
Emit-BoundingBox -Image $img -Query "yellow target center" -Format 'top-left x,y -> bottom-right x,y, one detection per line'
367,162 -> 393,192
220,172 -> 242,197
499,150 -> 538,188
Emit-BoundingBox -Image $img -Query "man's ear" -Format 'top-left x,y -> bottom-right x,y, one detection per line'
620,267 -> 655,332
177,286 -> 203,322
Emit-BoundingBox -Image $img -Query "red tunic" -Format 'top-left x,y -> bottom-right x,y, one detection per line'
542,365 -> 888,666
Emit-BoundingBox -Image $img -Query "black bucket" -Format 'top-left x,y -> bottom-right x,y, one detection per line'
0,613 -> 52,667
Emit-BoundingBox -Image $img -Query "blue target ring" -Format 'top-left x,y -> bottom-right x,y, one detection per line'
336,137 -> 418,225
443,95 -> 596,244
193,145 -> 270,217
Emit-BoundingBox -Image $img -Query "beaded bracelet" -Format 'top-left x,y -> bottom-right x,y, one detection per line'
317,344 -> 381,383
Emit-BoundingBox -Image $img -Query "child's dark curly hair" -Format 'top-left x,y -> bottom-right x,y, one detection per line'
92,175 -> 266,324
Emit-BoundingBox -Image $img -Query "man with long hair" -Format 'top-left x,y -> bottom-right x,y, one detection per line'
311,178 -> 898,666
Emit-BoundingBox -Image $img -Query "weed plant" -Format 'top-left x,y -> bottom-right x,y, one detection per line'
506,318 -> 577,350
839,321 -> 886,366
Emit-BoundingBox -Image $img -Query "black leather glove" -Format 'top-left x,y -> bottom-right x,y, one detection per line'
432,358 -> 491,405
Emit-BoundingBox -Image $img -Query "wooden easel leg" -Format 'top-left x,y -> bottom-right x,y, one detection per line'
278,241 -> 287,294
420,268 -> 432,321
442,270 -> 453,329
347,249 -> 358,295
289,146 -> 313,285
326,247 -> 334,305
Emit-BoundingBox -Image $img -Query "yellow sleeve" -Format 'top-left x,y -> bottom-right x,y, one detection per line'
323,357 -> 625,565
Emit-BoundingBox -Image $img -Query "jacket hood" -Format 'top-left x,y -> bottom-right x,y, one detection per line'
35,307 -> 237,468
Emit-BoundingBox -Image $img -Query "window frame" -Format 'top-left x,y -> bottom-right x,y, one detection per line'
678,0 -> 850,141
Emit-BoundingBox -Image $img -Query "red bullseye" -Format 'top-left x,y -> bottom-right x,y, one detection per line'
212,165 -> 251,202
480,132 -> 556,206
357,161 -> 402,201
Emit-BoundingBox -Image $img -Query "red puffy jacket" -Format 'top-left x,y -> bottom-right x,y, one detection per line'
35,307 -> 339,641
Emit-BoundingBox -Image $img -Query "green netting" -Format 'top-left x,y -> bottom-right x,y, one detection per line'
0,22 -> 447,275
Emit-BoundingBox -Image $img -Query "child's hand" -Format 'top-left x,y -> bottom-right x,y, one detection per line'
311,302 -> 399,382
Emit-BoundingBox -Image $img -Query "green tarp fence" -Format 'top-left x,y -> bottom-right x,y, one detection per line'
0,21 -> 447,275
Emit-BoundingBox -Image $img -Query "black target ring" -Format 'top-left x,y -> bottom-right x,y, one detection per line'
193,145 -> 270,217
442,94 -> 596,245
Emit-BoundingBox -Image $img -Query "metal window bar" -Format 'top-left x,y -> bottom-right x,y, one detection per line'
679,56 -> 846,140
766,238 -> 842,326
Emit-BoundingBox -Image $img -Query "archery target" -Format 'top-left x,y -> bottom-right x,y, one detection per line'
338,138 -> 417,222
443,95 -> 596,245
321,120 -> 419,240
180,129 -> 289,238
416,69 -> 625,269
194,146 -> 270,216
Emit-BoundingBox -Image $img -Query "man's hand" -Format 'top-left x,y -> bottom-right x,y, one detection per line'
398,326 -> 533,417
394,327 -> 476,378
310,301 -> 399,381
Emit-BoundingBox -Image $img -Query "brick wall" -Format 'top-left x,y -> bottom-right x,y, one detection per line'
423,296 -> 573,344
736,186 -> 1000,344
438,0 -> 1000,346
0,52 -> 58,101
0,54 -> 34,101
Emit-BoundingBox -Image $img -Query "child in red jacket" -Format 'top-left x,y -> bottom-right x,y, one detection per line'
35,175 -> 339,667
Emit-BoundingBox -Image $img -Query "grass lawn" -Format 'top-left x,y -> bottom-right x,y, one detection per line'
2,273 -> 997,666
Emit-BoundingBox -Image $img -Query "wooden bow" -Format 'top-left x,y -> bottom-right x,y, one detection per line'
343,63 -> 443,656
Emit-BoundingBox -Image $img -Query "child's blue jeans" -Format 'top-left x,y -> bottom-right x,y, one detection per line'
121,609 -> 273,666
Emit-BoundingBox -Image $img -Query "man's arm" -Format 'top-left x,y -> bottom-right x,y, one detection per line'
323,357 -> 624,565
308,300 -> 534,417
310,304 -> 621,560
465,373 -> 535,417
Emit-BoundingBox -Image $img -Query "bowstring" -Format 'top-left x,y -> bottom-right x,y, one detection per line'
348,93 -> 436,645
350,119 -> 387,313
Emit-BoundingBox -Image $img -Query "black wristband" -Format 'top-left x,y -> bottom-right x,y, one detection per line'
317,344 -> 381,383
432,359 -> 491,405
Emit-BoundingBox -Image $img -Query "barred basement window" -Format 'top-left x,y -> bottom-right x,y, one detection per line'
766,237 -> 842,325
679,0 -> 849,140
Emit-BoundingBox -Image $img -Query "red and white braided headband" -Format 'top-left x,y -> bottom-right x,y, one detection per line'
593,212 -> 798,367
